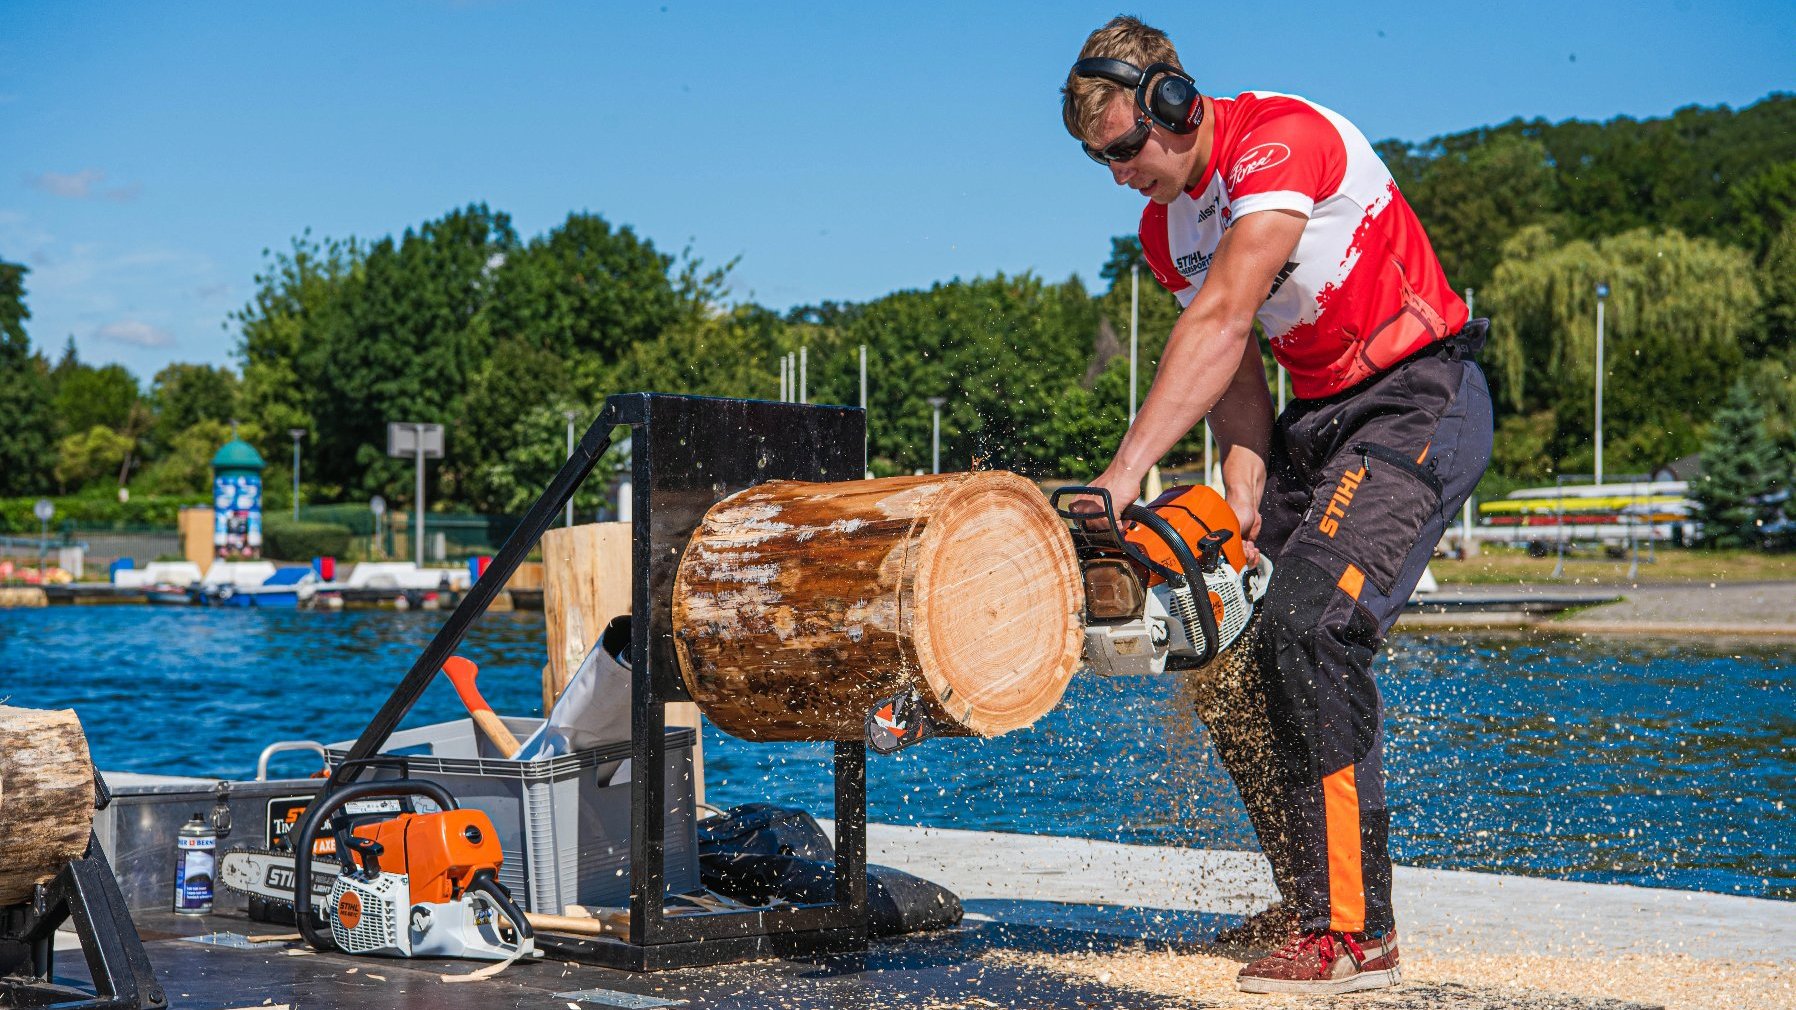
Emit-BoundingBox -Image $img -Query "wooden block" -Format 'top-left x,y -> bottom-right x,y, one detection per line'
541,523 -> 705,805
0,706 -> 97,905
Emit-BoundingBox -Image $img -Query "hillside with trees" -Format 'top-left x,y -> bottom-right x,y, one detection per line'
1,93 -> 1791,534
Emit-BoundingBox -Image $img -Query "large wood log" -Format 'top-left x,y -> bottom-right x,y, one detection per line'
0,706 -> 96,905
672,471 -> 1083,741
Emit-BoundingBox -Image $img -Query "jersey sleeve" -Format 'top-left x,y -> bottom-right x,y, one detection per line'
1138,203 -> 1195,306
1222,107 -> 1346,221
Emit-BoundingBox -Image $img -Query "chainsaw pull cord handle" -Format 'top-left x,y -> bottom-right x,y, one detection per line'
292,779 -> 460,952
466,867 -> 535,945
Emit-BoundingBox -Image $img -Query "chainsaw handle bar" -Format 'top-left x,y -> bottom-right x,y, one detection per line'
292,779 -> 459,952
468,867 -> 534,945
1050,486 -> 1183,584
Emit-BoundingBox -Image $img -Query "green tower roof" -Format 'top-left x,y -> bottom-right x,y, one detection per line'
211,437 -> 266,471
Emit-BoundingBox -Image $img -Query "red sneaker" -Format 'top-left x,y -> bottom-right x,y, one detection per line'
1235,928 -> 1400,995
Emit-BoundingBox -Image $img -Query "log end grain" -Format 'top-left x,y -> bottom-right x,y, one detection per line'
910,470 -> 1085,736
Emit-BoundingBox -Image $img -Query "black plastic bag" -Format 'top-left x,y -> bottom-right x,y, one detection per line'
699,852 -> 962,938
696,803 -> 835,862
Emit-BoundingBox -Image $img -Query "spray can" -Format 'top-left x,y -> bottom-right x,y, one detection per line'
173,813 -> 216,915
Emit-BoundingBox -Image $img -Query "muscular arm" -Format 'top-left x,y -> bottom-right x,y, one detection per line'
1087,210 -> 1304,552
1208,336 -> 1276,545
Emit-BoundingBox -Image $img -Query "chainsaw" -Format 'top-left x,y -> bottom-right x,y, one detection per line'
220,778 -> 537,961
1052,483 -> 1273,676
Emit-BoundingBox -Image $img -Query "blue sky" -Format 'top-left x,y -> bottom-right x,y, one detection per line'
2,1 -> 1790,380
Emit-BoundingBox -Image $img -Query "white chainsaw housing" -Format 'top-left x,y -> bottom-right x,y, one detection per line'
326,871 -> 533,960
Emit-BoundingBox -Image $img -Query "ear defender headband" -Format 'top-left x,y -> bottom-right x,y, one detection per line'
1072,57 -> 1204,134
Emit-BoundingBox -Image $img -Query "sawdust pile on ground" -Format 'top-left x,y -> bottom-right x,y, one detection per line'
987,944 -> 1796,1010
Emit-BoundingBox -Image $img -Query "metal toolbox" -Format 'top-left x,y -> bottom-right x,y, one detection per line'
92,772 -> 326,912
326,716 -> 701,913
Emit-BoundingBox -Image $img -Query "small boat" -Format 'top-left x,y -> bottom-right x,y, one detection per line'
195,566 -> 318,609
144,583 -> 195,606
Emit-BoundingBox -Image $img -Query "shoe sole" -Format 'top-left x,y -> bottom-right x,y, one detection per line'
1237,966 -> 1401,995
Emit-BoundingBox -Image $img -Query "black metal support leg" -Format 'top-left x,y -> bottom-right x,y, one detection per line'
0,834 -> 166,1010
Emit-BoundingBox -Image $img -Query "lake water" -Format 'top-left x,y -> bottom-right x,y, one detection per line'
2,606 -> 1789,901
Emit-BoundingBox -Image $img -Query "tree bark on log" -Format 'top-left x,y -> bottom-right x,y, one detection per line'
0,706 -> 96,905
673,471 -> 1083,741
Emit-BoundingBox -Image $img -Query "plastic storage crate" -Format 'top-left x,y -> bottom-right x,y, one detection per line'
326,716 -> 699,913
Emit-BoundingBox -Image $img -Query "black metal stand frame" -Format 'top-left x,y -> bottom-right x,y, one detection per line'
0,777 -> 166,1010
328,392 -> 869,971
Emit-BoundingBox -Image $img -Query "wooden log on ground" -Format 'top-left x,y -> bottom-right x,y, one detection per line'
673,471 -> 1084,741
0,706 -> 96,905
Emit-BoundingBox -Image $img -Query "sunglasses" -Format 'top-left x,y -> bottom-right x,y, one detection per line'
1083,116 -> 1152,165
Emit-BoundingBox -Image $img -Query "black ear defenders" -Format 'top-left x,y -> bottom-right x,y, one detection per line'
1072,57 -> 1204,135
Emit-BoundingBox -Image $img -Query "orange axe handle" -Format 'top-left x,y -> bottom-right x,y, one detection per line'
442,656 -> 522,758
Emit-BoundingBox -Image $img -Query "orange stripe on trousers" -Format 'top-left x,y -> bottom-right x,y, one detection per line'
1324,764 -> 1366,933
1336,564 -> 1364,600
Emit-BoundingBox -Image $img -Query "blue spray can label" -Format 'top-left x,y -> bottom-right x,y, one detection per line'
174,814 -> 216,914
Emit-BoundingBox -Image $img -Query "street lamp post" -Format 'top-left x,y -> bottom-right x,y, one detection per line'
288,428 -> 306,520
859,344 -> 869,475
1129,264 -> 1139,424
1595,282 -> 1609,486
563,410 -> 578,527
369,495 -> 387,559
926,397 -> 947,474
33,498 -> 53,581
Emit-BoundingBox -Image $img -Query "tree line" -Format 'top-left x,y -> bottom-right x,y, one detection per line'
1,94 -> 1792,540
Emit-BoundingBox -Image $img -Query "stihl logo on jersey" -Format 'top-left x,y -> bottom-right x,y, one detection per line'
1267,261 -> 1299,300
1317,465 -> 1367,538
1228,142 -> 1291,186
1175,250 -> 1212,276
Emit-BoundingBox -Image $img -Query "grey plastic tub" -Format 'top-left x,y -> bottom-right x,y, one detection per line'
326,716 -> 699,913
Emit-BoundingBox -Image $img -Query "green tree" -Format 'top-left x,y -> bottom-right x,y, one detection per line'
133,418 -> 250,496
147,362 -> 240,457
487,212 -> 691,367
313,205 -> 517,501
51,356 -> 140,437
0,259 -> 55,495
1389,133 -> 1558,293
821,274 -> 1102,476
233,231 -> 360,465
53,425 -> 135,491
1693,381 -> 1783,547
1483,226 -> 1761,474
1382,94 -> 1796,263
1759,216 -> 1796,349
1727,160 -> 1796,259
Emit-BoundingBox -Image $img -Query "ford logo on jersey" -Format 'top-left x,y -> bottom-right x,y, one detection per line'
1228,142 -> 1292,186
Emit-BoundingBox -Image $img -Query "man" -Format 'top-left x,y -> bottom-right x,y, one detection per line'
1062,16 -> 1493,996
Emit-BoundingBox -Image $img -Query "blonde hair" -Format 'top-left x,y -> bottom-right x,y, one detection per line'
1061,16 -> 1183,143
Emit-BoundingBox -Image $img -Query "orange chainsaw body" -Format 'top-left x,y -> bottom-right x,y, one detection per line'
351,808 -> 505,905
1123,484 -> 1247,586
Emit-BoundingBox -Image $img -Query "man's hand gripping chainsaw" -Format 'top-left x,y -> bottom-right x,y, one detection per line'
1052,483 -> 1273,676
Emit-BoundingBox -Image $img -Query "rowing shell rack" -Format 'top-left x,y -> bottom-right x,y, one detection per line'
328,393 -> 870,970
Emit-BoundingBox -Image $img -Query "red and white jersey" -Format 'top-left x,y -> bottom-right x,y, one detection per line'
1139,91 -> 1467,400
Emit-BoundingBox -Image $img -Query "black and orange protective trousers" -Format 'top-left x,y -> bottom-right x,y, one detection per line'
1219,321 -> 1492,937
